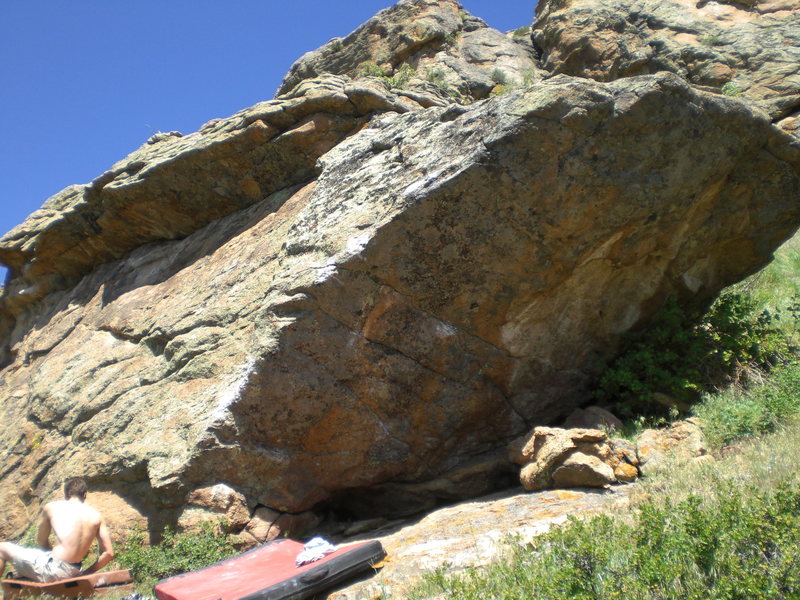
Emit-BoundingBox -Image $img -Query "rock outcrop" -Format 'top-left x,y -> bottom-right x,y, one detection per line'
277,0 -> 542,102
0,0 -> 799,541
533,0 -> 800,133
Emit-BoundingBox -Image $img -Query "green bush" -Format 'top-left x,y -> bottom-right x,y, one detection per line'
117,521 -> 236,586
721,81 -> 742,96
385,63 -> 415,89
700,35 -> 724,46
359,61 -> 416,90
512,26 -> 531,38
358,61 -> 388,78
595,293 -> 789,418
491,68 -> 509,86
411,479 -> 800,600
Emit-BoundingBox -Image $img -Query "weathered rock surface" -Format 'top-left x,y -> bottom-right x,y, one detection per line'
278,0 -> 543,102
0,75 -> 429,336
1,0 -> 800,544
533,0 -> 800,126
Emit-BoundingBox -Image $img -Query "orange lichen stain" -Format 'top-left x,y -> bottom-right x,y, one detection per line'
553,490 -> 585,500
302,404 -> 359,453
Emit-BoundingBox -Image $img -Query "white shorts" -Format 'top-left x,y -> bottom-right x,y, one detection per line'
8,545 -> 81,583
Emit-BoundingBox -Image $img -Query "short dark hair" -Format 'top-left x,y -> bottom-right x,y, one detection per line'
63,478 -> 88,500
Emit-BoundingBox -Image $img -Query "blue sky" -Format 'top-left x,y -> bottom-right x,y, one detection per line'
0,1 -> 537,247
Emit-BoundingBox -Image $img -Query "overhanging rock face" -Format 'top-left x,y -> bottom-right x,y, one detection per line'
1,0 -> 799,538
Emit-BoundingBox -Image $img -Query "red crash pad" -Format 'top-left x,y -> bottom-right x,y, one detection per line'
154,539 -> 386,600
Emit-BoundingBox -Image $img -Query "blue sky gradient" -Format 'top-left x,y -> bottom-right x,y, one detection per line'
0,1 -> 536,246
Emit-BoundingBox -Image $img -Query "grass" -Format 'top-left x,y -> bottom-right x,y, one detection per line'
736,233 -> 800,320
721,81 -> 743,97
115,522 -> 236,588
512,26 -> 531,38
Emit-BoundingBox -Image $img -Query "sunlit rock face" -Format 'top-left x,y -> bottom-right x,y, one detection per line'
0,0 -> 799,538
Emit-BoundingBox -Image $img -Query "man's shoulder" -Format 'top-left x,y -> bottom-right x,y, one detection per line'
82,502 -> 104,522
43,499 -> 66,512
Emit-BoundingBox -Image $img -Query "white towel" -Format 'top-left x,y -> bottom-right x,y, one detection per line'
295,536 -> 337,567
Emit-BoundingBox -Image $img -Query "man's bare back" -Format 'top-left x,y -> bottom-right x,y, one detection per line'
40,498 -> 106,565
0,477 -> 114,582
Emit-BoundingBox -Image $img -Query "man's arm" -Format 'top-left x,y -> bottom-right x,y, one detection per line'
81,521 -> 114,575
36,508 -> 52,550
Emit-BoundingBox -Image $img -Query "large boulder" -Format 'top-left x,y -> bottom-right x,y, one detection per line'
0,1 -> 799,539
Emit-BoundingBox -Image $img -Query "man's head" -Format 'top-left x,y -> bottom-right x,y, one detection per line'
63,477 -> 88,501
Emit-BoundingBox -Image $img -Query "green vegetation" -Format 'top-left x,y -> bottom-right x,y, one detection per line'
596,233 -> 800,421
700,35 -> 725,46
594,292 -> 792,418
116,522 -> 236,587
491,68 -> 509,86
358,60 -> 388,78
387,63 -> 416,89
722,81 -> 743,96
737,234 -> 800,314
694,358 -> 800,449
426,68 -> 448,87
522,68 -> 538,86
512,26 -> 532,38
358,61 -> 416,90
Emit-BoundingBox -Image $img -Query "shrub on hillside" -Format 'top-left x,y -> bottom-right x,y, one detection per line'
594,293 -> 791,418
694,359 -> 800,448
117,522 -> 236,586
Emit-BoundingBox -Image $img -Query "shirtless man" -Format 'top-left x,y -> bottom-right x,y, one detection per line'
0,477 -> 114,582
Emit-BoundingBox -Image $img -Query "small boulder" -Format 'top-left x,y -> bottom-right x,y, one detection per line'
636,418 -> 710,475
244,506 -> 321,543
613,462 -> 639,483
177,483 -> 251,533
244,506 -> 282,543
563,406 -> 624,432
552,453 -> 616,488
